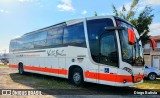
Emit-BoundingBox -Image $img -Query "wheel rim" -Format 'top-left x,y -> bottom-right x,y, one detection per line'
73,72 -> 81,84
149,74 -> 156,80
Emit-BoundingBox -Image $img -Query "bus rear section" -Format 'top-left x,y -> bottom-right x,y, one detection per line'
9,16 -> 145,87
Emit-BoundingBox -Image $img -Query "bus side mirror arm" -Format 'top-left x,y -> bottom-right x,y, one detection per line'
150,39 -> 156,50
104,27 -> 125,31
98,26 -> 126,37
104,27 -> 136,45
138,36 -> 156,50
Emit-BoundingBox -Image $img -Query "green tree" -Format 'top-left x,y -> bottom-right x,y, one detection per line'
112,0 -> 154,45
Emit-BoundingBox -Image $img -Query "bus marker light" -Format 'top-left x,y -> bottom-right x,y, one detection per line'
123,80 -> 127,83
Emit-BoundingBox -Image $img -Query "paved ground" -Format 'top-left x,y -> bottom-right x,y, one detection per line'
0,66 -> 159,98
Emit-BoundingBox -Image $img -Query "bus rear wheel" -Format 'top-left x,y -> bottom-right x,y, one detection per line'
18,63 -> 24,75
70,67 -> 84,86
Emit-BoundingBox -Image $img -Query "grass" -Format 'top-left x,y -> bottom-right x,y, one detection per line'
9,72 -> 160,95
7,67 -> 160,95
134,78 -> 160,92
10,72 -> 82,89
11,72 -> 160,90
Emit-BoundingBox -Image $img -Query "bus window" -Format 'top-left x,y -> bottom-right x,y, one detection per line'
9,40 -> 17,52
87,18 -> 114,63
63,22 -> 86,47
100,32 -> 118,67
34,40 -> 46,48
16,38 -> 23,50
46,27 -> 63,47
33,32 -> 47,48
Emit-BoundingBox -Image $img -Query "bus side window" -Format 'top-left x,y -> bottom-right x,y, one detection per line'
33,32 -> 47,48
56,28 -> 63,45
46,27 -> 63,47
63,22 -> 86,47
9,40 -> 16,52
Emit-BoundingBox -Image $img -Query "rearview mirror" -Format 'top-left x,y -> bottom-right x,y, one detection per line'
150,39 -> 156,50
128,28 -> 135,45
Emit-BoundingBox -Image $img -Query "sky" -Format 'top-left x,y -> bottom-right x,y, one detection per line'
0,0 -> 160,53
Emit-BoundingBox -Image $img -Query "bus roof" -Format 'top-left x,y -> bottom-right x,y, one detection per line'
11,15 -> 133,41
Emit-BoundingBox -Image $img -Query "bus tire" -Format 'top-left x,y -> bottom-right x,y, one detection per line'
70,67 -> 84,86
18,63 -> 24,75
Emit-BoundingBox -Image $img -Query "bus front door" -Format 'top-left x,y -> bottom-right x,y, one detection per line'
98,31 -> 118,85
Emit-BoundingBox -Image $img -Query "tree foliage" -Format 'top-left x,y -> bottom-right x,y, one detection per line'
112,0 -> 154,45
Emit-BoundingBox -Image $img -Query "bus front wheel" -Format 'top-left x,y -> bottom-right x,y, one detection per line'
70,67 -> 84,86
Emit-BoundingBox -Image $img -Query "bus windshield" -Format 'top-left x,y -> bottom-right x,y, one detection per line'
117,20 -> 144,66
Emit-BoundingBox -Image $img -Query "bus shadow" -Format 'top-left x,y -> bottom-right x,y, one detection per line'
9,72 -> 158,95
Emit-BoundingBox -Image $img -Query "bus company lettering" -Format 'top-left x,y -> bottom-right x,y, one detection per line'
47,49 -> 66,56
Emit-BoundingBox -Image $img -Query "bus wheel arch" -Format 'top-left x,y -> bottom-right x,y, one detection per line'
68,65 -> 84,86
18,62 -> 25,75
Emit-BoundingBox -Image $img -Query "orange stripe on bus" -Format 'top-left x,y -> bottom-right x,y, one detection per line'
85,71 -> 144,83
24,66 -> 68,75
9,64 -> 144,83
9,64 -> 68,75
115,74 -> 132,82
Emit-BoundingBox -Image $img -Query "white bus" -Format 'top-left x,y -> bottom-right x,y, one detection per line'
9,16 -> 155,87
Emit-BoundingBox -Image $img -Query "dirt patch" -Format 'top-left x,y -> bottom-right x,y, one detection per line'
0,67 -> 55,98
